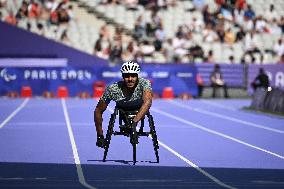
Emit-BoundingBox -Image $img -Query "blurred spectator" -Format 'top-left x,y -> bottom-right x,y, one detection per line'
235,0 -> 246,10
233,7 -> 245,27
203,23 -> 219,43
243,30 -> 263,63
172,32 -> 187,61
93,36 -> 110,59
122,41 -> 138,61
187,16 -> 204,33
162,38 -> 175,62
5,11 -> 17,25
229,55 -> 235,64
204,50 -> 215,63
139,40 -> 155,61
235,27 -> 245,42
133,15 -> 146,41
279,16 -> 284,34
266,18 -> 281,35
188,44 -> 204,63
224,28 -> 235,45
210,64 -> 229,98
255,16 -> 268,33
265,4 -> 277,23
273,39 -> 284,59
16,1 -> 28,19
99,24 -> 111,40
28,1 -> 41,18
153,23 -> 166,51
251,68 -> 269,91
196,73 -> 204,98
244,4 -> 255,20
109,39 -> 123,65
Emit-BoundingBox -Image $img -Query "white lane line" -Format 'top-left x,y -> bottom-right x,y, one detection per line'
169,101 -> 284,134
0,98 -> 30,129
104,106 -> 235,189
61,99 -> 96,189
152,107 -> 284,160
200,100 -> 238,111
157,140 -> 236,189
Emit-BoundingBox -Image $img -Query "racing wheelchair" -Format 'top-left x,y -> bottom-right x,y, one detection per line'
102,107 -> 159,165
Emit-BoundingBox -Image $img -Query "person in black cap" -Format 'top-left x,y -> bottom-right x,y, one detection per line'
251,68 -> 270,91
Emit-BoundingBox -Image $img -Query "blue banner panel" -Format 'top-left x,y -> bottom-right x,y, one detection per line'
98,64 -> 198,96
0,64 -> 198,97
196,64 -> 245,87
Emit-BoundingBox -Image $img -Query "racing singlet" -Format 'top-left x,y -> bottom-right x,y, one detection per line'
100,77 -> 152,110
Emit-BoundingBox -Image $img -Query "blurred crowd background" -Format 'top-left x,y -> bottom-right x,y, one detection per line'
1,0 -> 284,65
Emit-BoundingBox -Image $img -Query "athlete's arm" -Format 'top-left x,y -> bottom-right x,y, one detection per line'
94,99 -> 108,136
133,89 -> 152,123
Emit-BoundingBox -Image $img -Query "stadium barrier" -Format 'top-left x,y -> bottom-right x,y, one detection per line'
250,88 -> 284,114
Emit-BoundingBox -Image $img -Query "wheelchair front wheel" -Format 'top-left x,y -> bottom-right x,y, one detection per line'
130,125 -> 138,165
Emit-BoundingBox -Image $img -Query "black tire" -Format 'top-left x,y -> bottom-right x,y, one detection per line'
130,124 -> 138,165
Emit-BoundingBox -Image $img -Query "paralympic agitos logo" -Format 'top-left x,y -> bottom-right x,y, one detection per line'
0,68 -> 17,82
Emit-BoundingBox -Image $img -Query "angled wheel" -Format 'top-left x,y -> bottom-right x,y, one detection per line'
148,114 -> 159,163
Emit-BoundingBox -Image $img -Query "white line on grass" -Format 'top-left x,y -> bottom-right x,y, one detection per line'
169,100 -> 284,134
61,99 -> 96,189
104,106 -> 235,189
0,98 -> 30,129
152,107 -> 284,160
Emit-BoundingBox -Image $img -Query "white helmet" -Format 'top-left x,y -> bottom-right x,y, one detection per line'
120,61 -> 140,74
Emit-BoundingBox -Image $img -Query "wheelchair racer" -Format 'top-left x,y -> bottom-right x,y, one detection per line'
94,61 -> 153,148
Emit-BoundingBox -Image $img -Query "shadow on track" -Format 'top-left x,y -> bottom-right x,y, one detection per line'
1,162 -> 284,188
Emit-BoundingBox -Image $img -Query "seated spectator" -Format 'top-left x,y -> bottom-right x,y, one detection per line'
203,23 -> 219,43
243,30 -> 263,63
139,40 -> 155,60
5,11 -> 17,25
229,55 -> 235,64
122,41 -> 138,61
109,39 -> 123,65
224,28 -> 235,45
264,4 -> 277,23
172,32 -> 187,61
210,64 -> 229,98
133,15 -> 146,41
273,39 -> 284,59
251,68 -> 270,91
204,50 -> 215,63
235,27 -> 246,42
188,45 -> 204,63
233,7 -> 245,27
154,23 -> 166,51
162,38 -> 175,62
16,1 -> 28,19
244,4 -> 255,20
